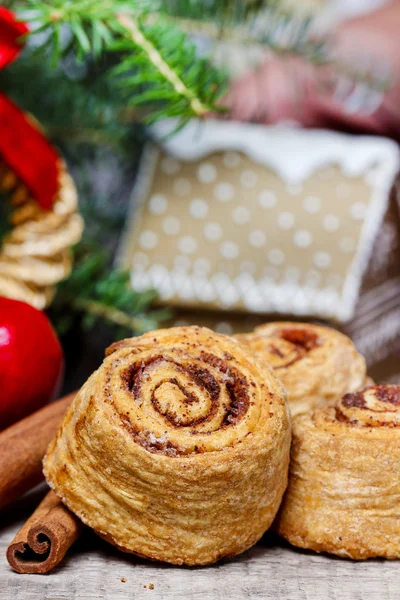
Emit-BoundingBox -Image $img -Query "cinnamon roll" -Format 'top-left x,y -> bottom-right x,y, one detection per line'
276,385 -> 400,559
236,322 -> 366,416
44,326 -> 291,565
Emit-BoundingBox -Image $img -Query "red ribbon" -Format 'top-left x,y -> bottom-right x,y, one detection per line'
0,95 -> 60,211
0,7 -> 59,210
0,7 -> 28,70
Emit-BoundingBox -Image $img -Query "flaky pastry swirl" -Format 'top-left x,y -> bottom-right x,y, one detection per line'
276,385 -> 400,559
44,326 -> 291,565
236,322 -> 366,416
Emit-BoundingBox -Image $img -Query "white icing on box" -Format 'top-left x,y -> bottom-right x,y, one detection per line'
152,119 -> 399,186
119,120 -> 400,324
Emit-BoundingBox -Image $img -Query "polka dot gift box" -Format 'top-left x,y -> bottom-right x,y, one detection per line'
119,120 -> 400,382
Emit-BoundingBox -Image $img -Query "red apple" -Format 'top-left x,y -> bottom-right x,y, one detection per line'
0,297 -> 63,430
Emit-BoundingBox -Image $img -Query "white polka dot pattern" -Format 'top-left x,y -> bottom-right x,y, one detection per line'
249,230 -> 266,248
220,241 -> 239,259
189,198 -> 208,219
240,170 -> 258,188
178,236 -> 197,254
294,230 -> 312,248
149,194 -> 168,215
303,196 -> 321,214
204,222 -> 223,242
278,212 -> 295,230
268,249 -> 285,266
139,230 -> 158,250
232,206 -> 250,225
323,214 -> 340,232
214,182 -> 235,202
163,216 -> 180,235
197,162 -> 217,184
193,257 -> 211,275
313,251 -> 332,269
128,150 -> 381,321
258,190 -> 277,209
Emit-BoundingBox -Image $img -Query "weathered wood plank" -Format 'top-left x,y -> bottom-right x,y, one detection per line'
1,488 -> 399,600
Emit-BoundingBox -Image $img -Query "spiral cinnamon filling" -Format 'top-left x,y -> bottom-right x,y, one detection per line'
124,356 -> 223,428
279,328 -> 320,351
333,385 -> 400,427
100,334 -> 264,457
262,327 -> 320,369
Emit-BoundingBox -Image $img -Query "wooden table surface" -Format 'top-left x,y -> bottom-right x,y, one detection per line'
1,485 -> 399,600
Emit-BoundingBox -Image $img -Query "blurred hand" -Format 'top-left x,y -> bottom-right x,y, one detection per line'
223,1 -> 400,139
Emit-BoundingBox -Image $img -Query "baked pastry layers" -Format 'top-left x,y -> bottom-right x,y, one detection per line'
44,326 -> 291,565
0,160 -> 83,309
276,385 -> 400,559
236,322 -> 366,416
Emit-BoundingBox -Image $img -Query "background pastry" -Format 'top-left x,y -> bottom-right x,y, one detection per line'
236,322 -> 366,416
276,385 -> 400,560
44,326 -> 291,566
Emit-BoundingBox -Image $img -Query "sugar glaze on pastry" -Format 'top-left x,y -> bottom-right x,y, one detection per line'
236,322 -> 366,416
276,385 -> 400,559
44,326 -> 291,565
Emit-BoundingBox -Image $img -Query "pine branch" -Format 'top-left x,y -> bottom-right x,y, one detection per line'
14,0 -> 390,125
158,0 -> 322,58
0,52 -> 135,149
73,298 -> 166,333
116,14 -> 211,117
13,0 -> 228,123
160,0 -> 283,24
50,243 -> 170,337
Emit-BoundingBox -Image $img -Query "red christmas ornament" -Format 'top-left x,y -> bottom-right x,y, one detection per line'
0,7 -> 60,210
0,297 -> 63,430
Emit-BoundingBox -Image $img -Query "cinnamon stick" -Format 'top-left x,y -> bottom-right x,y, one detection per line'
0,392 -> 75,510
7,490 -> 82,573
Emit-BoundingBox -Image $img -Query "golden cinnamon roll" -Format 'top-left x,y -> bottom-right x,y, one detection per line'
236,322 -> 366,416
44,326 -> 291,565
276,385 -> 400,559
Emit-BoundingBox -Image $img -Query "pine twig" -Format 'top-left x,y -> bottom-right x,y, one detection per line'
73,297 -> 163,332
15,0 -> 227,124
49,242 -> 170,337
116,13 -> 210,117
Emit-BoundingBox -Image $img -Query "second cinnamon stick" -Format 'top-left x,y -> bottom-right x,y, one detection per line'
0,393 -> 74,510
7,490 -> 82,573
